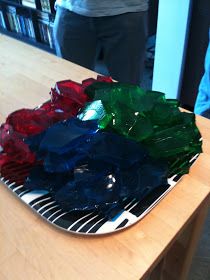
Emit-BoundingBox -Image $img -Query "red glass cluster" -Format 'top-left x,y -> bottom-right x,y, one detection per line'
0,124 -> 36,166
0,75 -> 113,168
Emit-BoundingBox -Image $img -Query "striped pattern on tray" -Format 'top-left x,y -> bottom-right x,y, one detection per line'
0,154 -> 199,235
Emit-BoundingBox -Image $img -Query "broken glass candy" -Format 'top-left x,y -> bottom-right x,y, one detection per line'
0,77 -> 202,219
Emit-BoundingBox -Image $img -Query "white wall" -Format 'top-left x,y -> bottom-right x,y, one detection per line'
152,0 -> 192,99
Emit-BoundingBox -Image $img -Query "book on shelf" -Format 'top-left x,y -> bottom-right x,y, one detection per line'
0,9 -> 6,29
18,14 -> 27,36
40,0 -> 51,13
37,10 -> 55,49
6,5 -> 18,32
6,5 -> 36,39
21,0 -> 36,9
48,19 -> 54,49
24,16 -> 35,38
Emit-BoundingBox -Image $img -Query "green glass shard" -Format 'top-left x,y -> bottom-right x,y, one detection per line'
78,100 -> 105,121
83,81 -> 202,176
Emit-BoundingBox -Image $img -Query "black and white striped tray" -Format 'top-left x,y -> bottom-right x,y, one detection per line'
0,154 -> 199,235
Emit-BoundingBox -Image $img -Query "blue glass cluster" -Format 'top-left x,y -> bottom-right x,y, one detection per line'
25,118 -> 168,217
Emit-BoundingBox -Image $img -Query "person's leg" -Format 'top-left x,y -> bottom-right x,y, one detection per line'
53,7 -> 97,70
98,12 -> 148,85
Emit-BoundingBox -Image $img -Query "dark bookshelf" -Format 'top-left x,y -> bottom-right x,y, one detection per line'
0,0 -> 55,14
0,0 -> 56,53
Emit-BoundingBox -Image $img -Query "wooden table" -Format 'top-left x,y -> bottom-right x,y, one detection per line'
0,34 -> 210,280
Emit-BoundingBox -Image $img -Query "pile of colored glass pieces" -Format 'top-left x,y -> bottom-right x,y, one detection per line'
0,76 -> 202,218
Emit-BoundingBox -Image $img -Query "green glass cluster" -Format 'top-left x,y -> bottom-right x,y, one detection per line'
82,82 -> 202,176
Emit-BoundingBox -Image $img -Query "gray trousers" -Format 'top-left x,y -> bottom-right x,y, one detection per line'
53,7 -> 148,85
